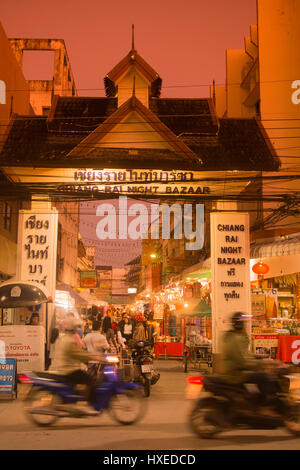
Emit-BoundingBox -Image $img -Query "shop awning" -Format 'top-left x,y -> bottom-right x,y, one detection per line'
56,284 -> 87,306
183,271 -> 211,280
250,254 -> 300,281
181,259 -> 211,280
251,233 -> 300,258
177,299 -> 211,317
0,280 -> 52,308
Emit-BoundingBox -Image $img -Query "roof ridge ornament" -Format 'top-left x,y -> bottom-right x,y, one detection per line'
130,24 -> 136,61
131,24 -> 135,51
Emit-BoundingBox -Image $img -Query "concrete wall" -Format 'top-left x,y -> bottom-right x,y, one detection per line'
225,49 -> 258,118
258,0 -> 300,231
8,38 -> 77,115
0,23 -> 30,278
54,200 -> 79,288
0,22 -> 30,129
210,1 -> 300,235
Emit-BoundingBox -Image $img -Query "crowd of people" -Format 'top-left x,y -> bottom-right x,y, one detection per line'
50,307 -> 156,364
47,307 -> 155,414
81,308 -> 155,354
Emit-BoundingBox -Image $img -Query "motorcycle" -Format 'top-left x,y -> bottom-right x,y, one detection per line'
18,355 -> 146,427
187,362 -> 300,438
130,340 -> 160,397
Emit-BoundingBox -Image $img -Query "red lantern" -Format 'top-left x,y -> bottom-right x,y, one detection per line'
252,262 -> 269,285
252,262 -> 269,275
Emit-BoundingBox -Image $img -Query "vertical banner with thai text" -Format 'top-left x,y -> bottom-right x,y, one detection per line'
16,209 -> 58,296
211,213 -> 251,354
15,209 -> 58,365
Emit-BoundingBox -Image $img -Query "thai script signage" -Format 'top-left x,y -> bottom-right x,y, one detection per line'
211,213 -> 251,354
3,168 -> 257,198
59,169 -> 210,196
80,270 -> 98,288
16,209 -> 58,299
0,358 -> 16,395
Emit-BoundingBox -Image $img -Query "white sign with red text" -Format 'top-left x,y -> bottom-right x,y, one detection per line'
0,326 -> 44,372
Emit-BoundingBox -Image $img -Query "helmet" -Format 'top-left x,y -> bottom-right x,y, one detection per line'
134,314 -> 145,323
63,315 -> 82,332
231,312 -> 245,331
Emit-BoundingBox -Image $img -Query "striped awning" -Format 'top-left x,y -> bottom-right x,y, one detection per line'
251,234 -> 300,258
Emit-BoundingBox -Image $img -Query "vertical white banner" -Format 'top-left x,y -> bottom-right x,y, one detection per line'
211,212 -> 251,354
16,209 -> 58,297
15,208 -> 58,362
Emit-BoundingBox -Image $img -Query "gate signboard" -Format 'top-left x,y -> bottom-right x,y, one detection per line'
3,167 -> 257,198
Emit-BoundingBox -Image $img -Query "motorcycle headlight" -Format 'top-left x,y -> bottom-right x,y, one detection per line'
106,356 -> 119,364
288,375 -> 300,391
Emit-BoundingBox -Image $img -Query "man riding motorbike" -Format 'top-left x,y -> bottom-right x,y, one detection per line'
50,315 -> 102,414
220,311 -> 280,416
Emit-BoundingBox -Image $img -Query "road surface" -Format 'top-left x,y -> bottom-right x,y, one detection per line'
0,360 -> 299,451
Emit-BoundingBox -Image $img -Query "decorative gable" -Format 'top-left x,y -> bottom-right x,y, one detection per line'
68,96 -> 201,165
104,25 -> 162,108
116,67 -> 150,108
98,110 -> 171,149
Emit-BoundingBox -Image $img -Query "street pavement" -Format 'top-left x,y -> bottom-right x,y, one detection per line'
0,359 -> 300,451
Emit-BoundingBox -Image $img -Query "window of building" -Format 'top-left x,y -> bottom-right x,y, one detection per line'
22,50 -> 55,80
42,107 -> 50,116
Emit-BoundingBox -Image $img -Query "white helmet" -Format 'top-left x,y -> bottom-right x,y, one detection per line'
63,315 -> 82,332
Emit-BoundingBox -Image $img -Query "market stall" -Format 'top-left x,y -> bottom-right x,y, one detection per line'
149,276 -> 213,360
251,280 -> 300,362
0,280 -> 53,374
178,299 -> 212,372
152,291 -> 185,359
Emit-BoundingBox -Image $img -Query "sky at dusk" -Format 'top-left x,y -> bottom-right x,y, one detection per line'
1,0 -> 257,267
1,0 -> 257,98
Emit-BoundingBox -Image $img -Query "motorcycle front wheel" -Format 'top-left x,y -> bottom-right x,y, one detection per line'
109,389 -> 145,425
24,388 -> 62,427
143,375 -> 151,397
189,398 -> 221,439
284,405 -> 300,436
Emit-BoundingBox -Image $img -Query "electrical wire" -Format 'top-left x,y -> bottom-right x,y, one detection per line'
4,76 -> 300,93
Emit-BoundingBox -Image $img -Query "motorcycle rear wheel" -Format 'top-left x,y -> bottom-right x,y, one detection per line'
284,406 -> 300,436
109,389 -> 145,425
189,398 -> 221,439
24,388 -> 62,427
143,376 -> 151,397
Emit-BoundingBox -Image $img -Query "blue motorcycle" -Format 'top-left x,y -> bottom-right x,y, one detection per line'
18,356 -> 145,427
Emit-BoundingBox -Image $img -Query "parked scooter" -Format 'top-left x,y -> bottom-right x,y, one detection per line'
18,355 -> 146,427
130,340 -> 160,397
187,362 -> 300,438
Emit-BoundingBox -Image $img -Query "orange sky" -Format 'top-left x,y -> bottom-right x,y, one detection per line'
1,0 -> 257,98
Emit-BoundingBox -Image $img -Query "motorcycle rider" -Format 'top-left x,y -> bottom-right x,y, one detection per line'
220,311 -> 279,416
50,315 -> 101,414
133,314 -> 146,342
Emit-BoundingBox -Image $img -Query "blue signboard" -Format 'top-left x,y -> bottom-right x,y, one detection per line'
0,358 -> 16,395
